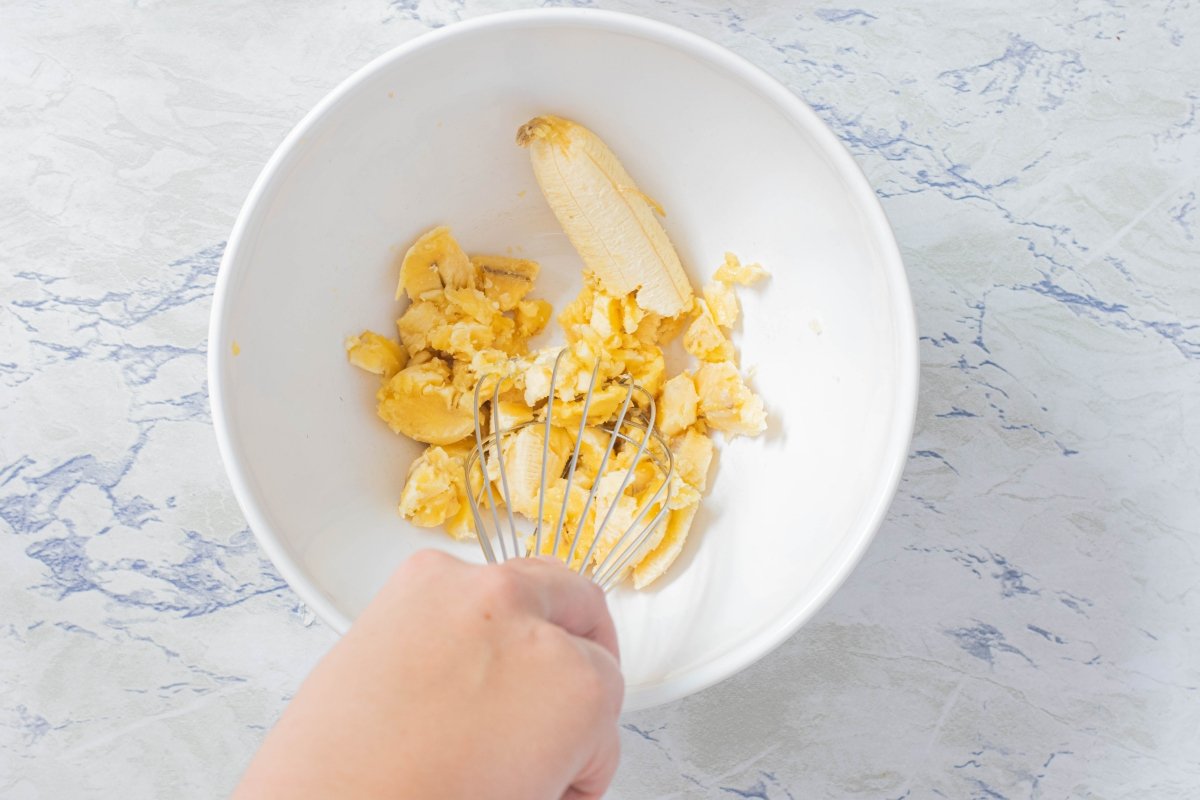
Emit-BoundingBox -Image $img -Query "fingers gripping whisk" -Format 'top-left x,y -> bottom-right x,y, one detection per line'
465,350 -> 674,591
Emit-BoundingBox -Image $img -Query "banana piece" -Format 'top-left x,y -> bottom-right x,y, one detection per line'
535,477 -> 592,544
515,299 -> 552,340
397,226 -> 476,301
702,280 -> 739,329
589,471 -> 640,565
517,115 -> 694,317
683,300 -> 736,363
693,361 -> 766,436
632,503 -> 699,589
713,252 -> 768,286
428,321 -> 496,363
671,427 -> 714,495
496,425 -> 571,517
658,372 -> 698,437
566,425 -> 612,477
376,359 -> 475,445
345,330 -> 407,379
444,287 -> 496,325
472,255 -> 539,311
397,445 -> 466,531
520,347 -> 593,406
395,300 -> 447,355
542,382 -> 627,429
493,400 -> 535,431
622,346 -> 665,396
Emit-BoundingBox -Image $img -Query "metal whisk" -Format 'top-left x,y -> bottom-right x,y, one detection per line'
465,349 -> 674,591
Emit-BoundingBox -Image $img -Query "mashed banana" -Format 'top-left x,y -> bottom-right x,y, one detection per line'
348,228 -> 766,588
347,116 -> 765,588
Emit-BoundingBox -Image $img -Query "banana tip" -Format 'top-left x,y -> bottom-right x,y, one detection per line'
515,121 -> 540,147
516,115 -> 572,150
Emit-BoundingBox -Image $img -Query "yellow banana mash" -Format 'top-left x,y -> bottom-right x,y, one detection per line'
346,116 -> 767,589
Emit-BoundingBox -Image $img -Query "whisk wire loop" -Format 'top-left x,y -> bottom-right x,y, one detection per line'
464,349 -> 675,589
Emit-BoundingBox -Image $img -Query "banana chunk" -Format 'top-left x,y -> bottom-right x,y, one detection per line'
472,255 -> 539,311
345,330 -> 407,379
672,427 -> 714,494
376,359 -> 475,445
658,372 -> 698,437
397,226 -> 475,301
398,445 -> 467,531
714,252 -> 768,286
493,425 -> 573,517
683,301 -> 735,363
693,361 -> 766,436
518,115 -> 693,317
632,503 -> 700,589
703,280 -> 739,329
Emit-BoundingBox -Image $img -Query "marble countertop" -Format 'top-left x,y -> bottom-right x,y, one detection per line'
3,1 -> 1198,797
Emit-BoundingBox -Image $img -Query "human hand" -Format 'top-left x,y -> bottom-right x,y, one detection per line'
233,550 -> 624,799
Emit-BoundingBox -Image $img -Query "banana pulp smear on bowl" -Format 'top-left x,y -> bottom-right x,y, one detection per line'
345,116 -> 768,589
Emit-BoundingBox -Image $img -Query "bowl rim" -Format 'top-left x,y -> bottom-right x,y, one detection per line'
208,6 -> 919,711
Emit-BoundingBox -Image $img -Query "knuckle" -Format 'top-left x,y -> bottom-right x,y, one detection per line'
476,564 -> 526,611
570,661 -> 612,710
526,625 -> 621,714
529,621 -> 577,660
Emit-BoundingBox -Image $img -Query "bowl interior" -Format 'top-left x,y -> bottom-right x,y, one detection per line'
212,12 -> 914,710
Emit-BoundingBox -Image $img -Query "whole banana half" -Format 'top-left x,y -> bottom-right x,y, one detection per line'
517,115 -> 694,317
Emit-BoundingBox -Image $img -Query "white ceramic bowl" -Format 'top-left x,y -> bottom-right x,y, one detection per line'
209,9 -> 917,711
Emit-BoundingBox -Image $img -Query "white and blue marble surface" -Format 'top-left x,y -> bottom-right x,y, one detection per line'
3,1 -> 1198,796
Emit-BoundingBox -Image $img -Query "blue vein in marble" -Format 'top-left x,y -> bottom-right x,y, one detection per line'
775,26 -> 1198,474
2,244 -> 289,621
937,34 -> 1084,112
813,9 -> 876,25
906,545 -> 1039,598
1056,590 -> 1093,616
13,704 -> 69,746
24,524 -> 286,617
910,450 -> 960,474
946,622 -> 1034,666
1169,191 -> 1196,239
965,778 -> 1009,800
621,722 -> 663,742
719,771 -> 797,800
1026,624 -> 1066,644
12,243 -> 222,332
